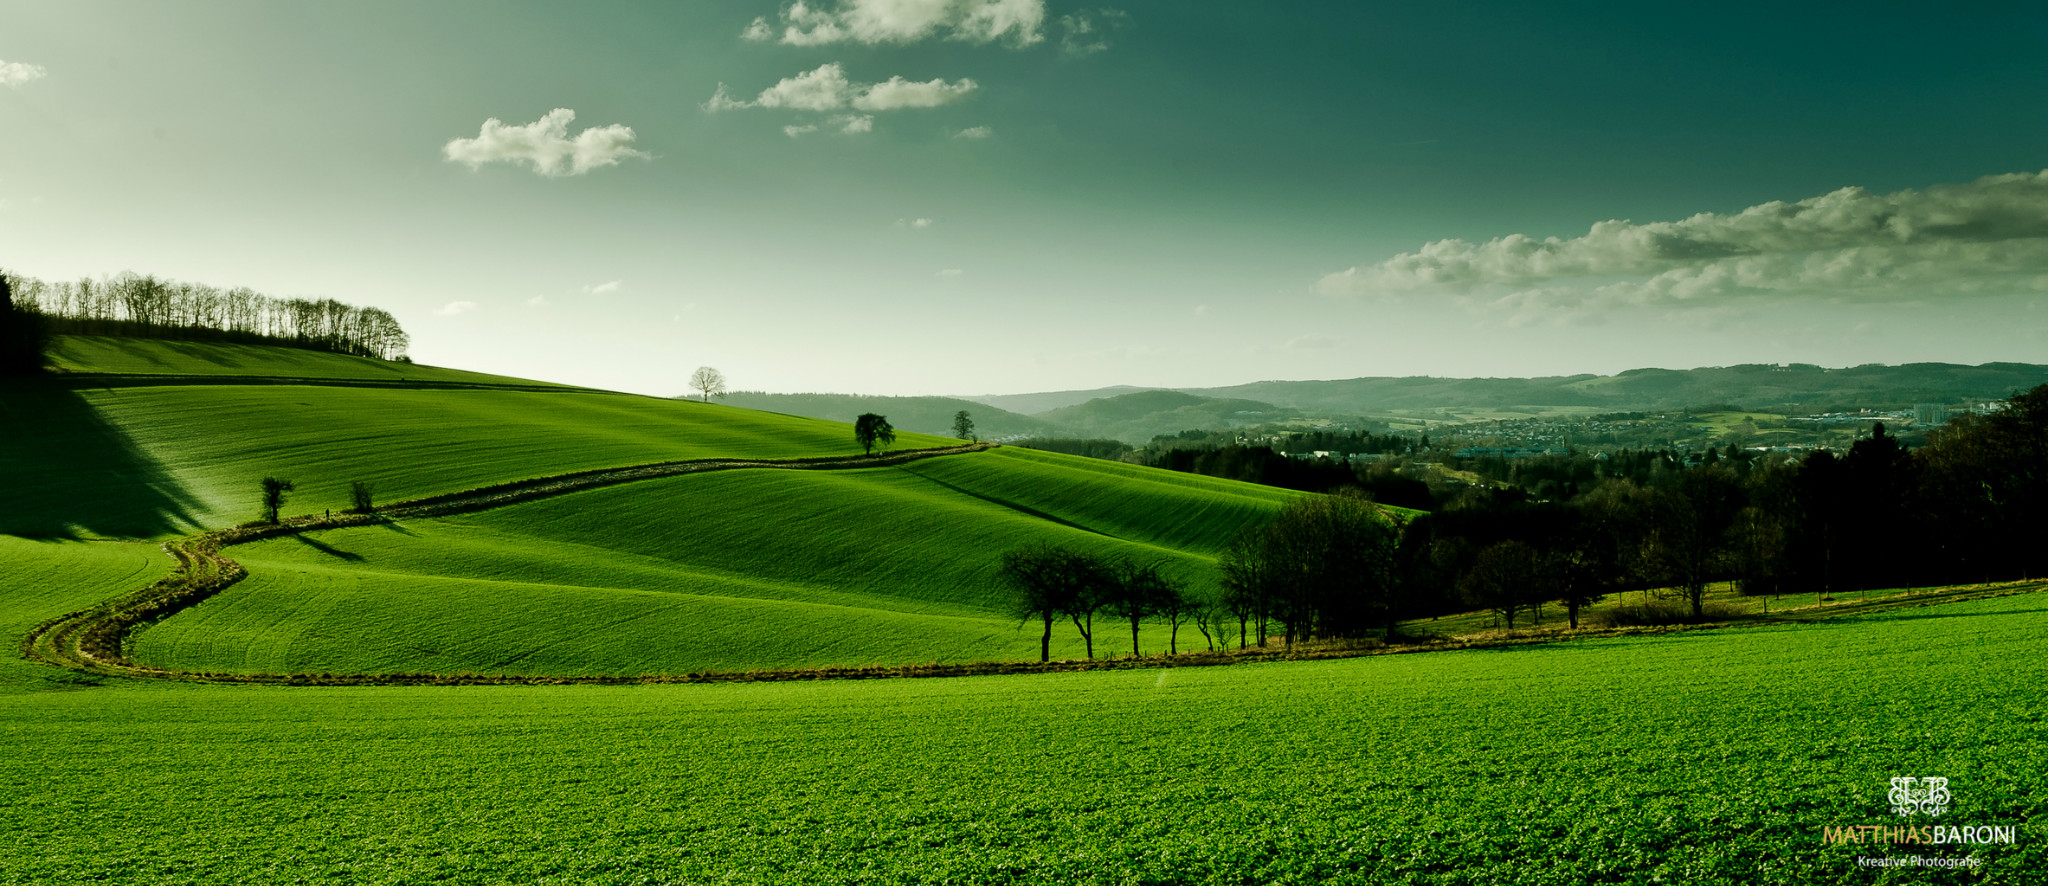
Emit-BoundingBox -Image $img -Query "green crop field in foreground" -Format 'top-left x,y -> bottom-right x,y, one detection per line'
4,591 -> 2043,885
132,449 -> 1302,676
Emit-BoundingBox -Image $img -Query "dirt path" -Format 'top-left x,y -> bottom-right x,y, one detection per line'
20,442 -> 996,683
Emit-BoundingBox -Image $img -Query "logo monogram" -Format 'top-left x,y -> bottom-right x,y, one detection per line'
1889,777 -> 1951,817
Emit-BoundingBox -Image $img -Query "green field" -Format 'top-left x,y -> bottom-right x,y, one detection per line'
132,450 -> 1297,676
43,334 -> 562,387
7,338 -> 2043,883
5,592 -> 2043,884
5,342 -> 955,539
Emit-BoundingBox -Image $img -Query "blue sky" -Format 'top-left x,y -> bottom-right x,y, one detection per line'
2,1 -> 2043,395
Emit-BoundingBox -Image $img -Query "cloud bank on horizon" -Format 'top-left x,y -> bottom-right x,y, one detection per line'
443,109 -> 649,177
1321,170 -> 2048,315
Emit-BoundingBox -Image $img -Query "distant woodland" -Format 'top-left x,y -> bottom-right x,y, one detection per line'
0,268 -> 410,365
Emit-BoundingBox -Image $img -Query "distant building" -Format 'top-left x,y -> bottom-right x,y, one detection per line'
1914,403 -> 1951,426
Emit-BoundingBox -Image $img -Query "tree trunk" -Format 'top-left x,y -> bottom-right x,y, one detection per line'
1040,613 -> 1052,662
1130,618 -> 1141,656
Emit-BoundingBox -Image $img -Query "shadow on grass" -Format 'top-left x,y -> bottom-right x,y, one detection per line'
0,377 -> 206,538
289,532 -> 365,561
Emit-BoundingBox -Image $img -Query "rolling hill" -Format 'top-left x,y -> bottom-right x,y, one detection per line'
10,335 -> 1300,677
6,335 -> 2045,884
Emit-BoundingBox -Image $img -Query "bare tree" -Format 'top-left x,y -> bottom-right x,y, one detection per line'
689,366 -> 727,403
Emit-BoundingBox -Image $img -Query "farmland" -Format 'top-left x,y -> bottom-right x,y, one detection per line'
4,337 -> 2043,884
5,592 -> 2044,884
132,450 -> 1299,676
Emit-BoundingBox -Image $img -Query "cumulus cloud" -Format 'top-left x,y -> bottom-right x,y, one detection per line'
745,0 -> 1044,47
0,59 -> 47,87
443,109 -> 649,177
783,123 -> 820,138
853,75 -> 979,110
952,125 -> 993,139
705,63 -> 977,115
836,113 -> 874,134
1319,170 -> 2048,313
435,301 -> 479,316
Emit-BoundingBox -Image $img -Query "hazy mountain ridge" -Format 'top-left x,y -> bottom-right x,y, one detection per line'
1032,362 -> 2048,418
718,391 -> 1062,439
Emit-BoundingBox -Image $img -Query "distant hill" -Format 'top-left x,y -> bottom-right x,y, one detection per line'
961,385 -> 1158,415
1183,362 -> 2048,415
719,391 -> 1064,440
1037,390 -> 1299,444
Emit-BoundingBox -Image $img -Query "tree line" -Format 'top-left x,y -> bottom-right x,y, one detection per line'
0,268 -> 411,363
1001,384 -> 2048,653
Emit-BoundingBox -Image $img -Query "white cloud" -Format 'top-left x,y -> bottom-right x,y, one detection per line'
784,123 -> 820,138
853,75 -> 978,110
1057,9 -> 1128,56
526,295 -> 548,306
836,114 -> 874,134
952,125 -> 993,139
756,63 -> 858,111
443,109 -> 649,177
583,280 -> 622,294
0,60 -> 47,87
1320,170 -> 2048,313
752,0 -> 1044,47
913,217 -> 933,228
435,301 -> 479,316
707,64 -> 976,115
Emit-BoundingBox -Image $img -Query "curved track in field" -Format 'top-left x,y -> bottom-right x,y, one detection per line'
21,442 -> 998,685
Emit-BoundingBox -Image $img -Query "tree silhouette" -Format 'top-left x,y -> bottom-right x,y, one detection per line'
689,366 -> 727,403
349,481 -> 376,514
952,410 -> 977,442
260,477 -> 296,524
0,272 -> 47,376
854,413 -> 895,456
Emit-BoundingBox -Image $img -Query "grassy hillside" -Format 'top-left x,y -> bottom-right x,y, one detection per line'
0,536 -> 173,693
133,449 -> 1299,676
9,337 -> 1300,676
720,390 -> 1065,440
43,334 -> 561,387
4,375 -> 953,539
6,591 -> 2043,883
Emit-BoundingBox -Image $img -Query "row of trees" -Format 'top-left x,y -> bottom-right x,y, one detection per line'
0,268 -> 410,361
1000,545 -> 1205,661
999,384 -> 2048,653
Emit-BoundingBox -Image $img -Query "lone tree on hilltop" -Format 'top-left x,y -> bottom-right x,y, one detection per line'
689,366 -> 727,403
260,477 -> 296,524
952,409 -> 977,442
854,413 -> 895,456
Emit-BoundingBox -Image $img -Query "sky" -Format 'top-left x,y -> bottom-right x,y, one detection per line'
1,1 -> 2044,397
